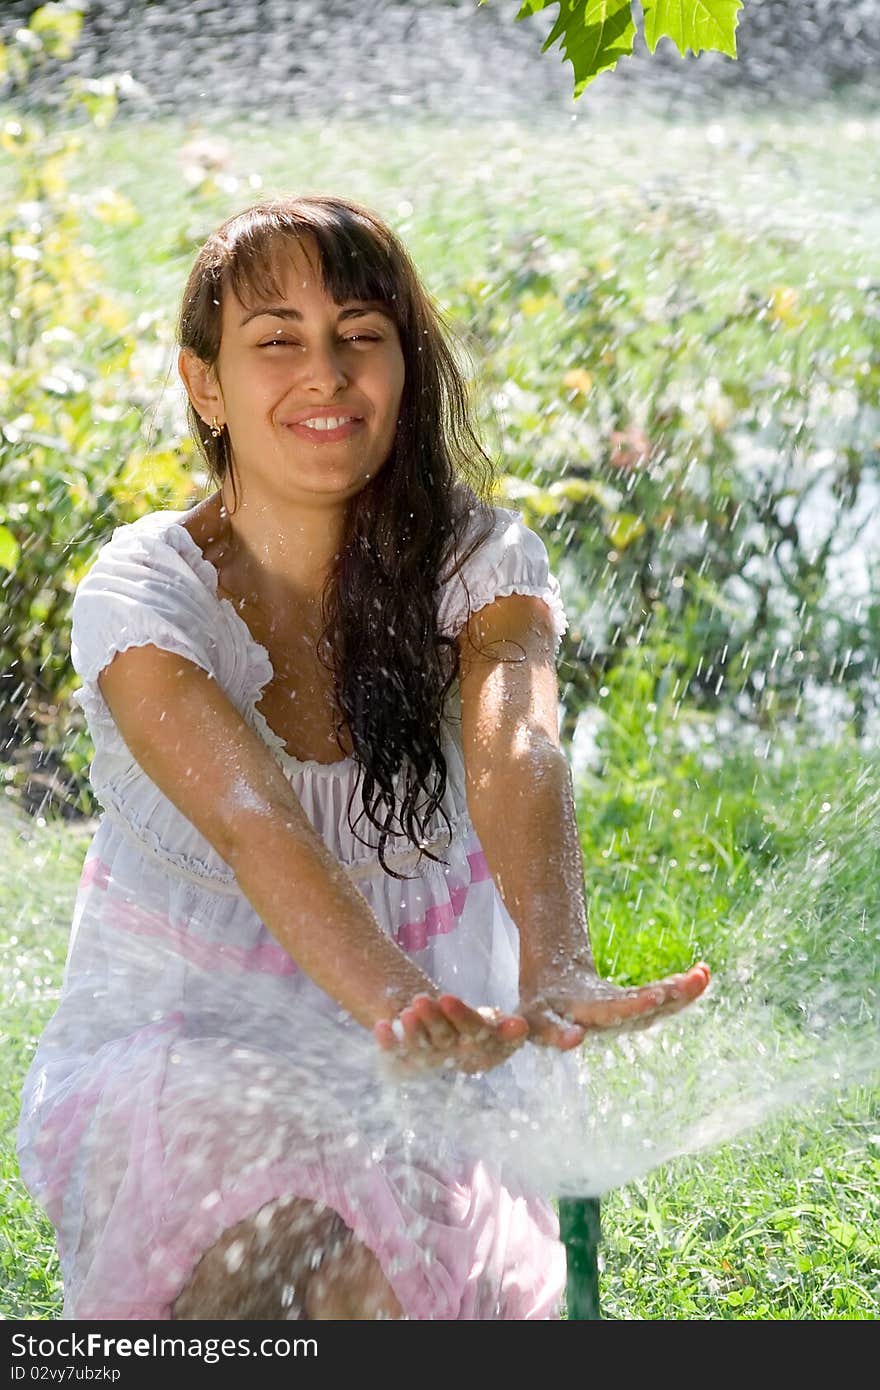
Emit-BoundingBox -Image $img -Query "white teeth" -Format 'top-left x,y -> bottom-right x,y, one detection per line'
299,416 -> 356,431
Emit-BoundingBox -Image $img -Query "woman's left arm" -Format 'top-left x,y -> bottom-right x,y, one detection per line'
457,592 -> 710,1047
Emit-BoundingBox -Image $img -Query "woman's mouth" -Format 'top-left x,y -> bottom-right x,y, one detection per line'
285,417 -> 364,442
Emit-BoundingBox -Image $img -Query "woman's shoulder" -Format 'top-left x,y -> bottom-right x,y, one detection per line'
437,497 -> 568,650
442,495 -> 527,571
69,509 -> 223,689
444,491 -> 560,583
87,507 -> 191,561
76,509 -> 214,596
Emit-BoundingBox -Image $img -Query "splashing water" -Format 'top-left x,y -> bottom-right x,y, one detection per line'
19,754 -> 869,1210
4,745 -> 878,1321
343,756 -> 879,1198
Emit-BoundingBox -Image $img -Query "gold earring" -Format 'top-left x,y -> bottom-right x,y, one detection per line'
210,416 -> 223,438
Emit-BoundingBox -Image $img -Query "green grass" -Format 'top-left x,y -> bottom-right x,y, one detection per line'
3,97 -> 877,360
2,734 -> 877,1320
572,725 -> 880,1318
599,1095 -> 880,1320
0,800 -> 89,1319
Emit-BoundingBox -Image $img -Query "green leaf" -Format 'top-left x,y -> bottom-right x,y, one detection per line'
65,77 -> 119,129
515,1 -> 742,97
518,0 -> 637,97
29,3 -> 83,62
642,1 -> 742,60
827,1219 -> 858,1250
0,524 -> 21,574
549,477 -> 622,509
645,1191 -> 665,1242
606,510 -> 646,549
686,568 -> 751,621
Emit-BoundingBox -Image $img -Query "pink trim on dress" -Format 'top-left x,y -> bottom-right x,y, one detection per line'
102,894 -> 299,976
79,857 -> 299,976
80,854 -> 111,891
394,849 -> 491,951
79,847 -> 493,973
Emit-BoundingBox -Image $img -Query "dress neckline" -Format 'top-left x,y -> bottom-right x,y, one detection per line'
154,511 -> 356,778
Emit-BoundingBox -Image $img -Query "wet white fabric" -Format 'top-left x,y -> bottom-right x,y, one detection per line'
17,502 -> 571,1320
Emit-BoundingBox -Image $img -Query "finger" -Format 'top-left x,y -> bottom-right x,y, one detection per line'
629,964 -> 711,1018
374,1014 -> 429,1061
526,1012 -> 586,1050
592,967 -> 707,1027
492,1012 -> 530,1042
374,1019 -> 398,1050
455,1035 -> 526,1074
410,994 -> 460,1051
400,1005 -> 431,1049
575,964 -> 712,1031
655,962 -> 711,997
572,986 -> 667,1029
441,998 -> 530,1044
437,994 -> 499,1039
653,980 -> 709,1019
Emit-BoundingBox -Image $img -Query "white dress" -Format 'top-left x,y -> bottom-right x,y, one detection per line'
17,501 -> 572,1320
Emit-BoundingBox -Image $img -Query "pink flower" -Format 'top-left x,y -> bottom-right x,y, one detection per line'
607,426 -> 653,473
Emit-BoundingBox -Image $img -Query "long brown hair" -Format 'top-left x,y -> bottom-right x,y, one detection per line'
177,195 -> 499,879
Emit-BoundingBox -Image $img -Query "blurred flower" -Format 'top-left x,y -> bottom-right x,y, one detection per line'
562,368 -> 593,396
179,134 -> 233,189
606,424 -> 653,472
769,284 -> 802,327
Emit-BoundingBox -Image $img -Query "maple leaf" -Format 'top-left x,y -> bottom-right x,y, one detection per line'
512,0 -> 744,97
641,0 -> 743,60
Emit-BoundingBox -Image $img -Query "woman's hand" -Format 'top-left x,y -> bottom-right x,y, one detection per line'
519,960 -> 712,1049
374,992 -> 529,1076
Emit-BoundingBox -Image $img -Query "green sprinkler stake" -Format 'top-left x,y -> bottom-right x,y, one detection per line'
559,1197 -> 602,1319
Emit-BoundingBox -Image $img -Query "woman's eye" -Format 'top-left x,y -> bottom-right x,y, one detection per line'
259,335 -> 381,348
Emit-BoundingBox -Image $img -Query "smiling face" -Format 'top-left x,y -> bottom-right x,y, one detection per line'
183,232 -> 406,509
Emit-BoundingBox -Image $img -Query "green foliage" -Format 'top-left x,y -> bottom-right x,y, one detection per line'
26,3 -> 83,60
507,0 -> 743,97
0,6 -> 199,806
452,216 -> 879,744
0,801 -> 84,1318
570,609 -> 733,982
573,602 -> 880,991
0,3 -> 85,89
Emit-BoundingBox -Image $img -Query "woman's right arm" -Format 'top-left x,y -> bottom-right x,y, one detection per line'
97,642 -> 439,1029
96,642 -> 527,1080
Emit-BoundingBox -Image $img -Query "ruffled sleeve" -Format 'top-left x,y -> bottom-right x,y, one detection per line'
65,519 -> 252,887
70,523 -> 220,739
436,505 -> 569,655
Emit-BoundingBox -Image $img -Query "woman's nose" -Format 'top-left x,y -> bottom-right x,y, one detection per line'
293,342 -> 350,392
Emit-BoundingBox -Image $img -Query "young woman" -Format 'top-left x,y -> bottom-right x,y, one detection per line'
18,195 -> 709,1320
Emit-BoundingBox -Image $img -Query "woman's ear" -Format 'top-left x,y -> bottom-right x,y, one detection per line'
178,348 -> 224,426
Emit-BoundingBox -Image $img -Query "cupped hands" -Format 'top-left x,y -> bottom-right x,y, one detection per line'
374,960 -> 711,1075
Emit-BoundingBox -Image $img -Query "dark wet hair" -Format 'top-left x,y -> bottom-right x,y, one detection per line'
177,194 -> 500,879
